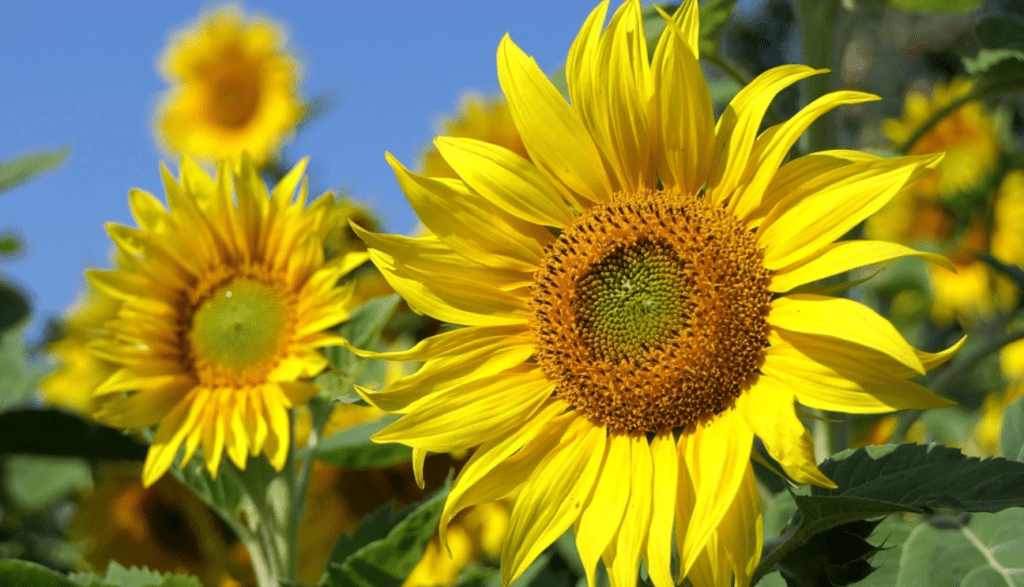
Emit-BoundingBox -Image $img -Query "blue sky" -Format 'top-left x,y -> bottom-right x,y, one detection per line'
0,1 -> 602,335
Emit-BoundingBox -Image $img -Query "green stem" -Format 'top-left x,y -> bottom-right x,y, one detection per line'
793,0 -> 841,154
894,89 -> 980,155
284,401 -> 331,581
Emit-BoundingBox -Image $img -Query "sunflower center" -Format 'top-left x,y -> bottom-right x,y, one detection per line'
529,190 -> 772,433
189,278 -> 291,382
207,52 -> 261,128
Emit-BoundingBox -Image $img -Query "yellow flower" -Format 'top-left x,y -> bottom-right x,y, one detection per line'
356,2 -> 959,586
87,157 -> 366,486
926,170 -> 1024,324
42,284 -> 121,414
155,5 -> 303,166
419,94 -> 529,178
69,464 -> 254,587
974,337 -> 1024,454
883,78 -> 999,200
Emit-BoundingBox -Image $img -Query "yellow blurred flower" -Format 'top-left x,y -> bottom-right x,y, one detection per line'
882,78 -> 999,200
70,464 -> 254,587
418,94 -> 528,178
927,170 -> 1024,324
155,4 -> 303,166
974,337 -> 1024,454
41,284 -> 121,414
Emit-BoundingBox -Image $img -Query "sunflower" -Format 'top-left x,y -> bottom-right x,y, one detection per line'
155,5 -> 303,166
41,283 -> 121,415
419,93 -> 528,179
354,2 -> 960,586
87,157 -> 366,487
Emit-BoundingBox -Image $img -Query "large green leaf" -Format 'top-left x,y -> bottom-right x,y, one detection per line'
1000,395 -> 1024,463
889,0 -> 981,13
313,415 -> 411,469
0,281 -> 30,335
0,149 -> 68,195
325,482 -> 448,587
0,324 -> 46,411
974,14 -> 1024,52
0,560 -> 79,587
0,408 -> 148,460
69,562 -> 203,587
3,454 -> 92,511
756,444 -> 1024,586
894,509 -> 1024,587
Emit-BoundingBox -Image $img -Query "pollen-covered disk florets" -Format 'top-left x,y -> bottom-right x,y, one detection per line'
530,190 -> 772,433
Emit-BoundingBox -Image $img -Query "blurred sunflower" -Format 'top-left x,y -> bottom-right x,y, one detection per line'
419,94 -> 528,179
865,80 -> 1010,324
41,284 -> 120,415
975,336 -> 1024,454
155,5 -> 303,166
87,157 -> 366,486
70,464 -> 253,587
355,2 -> 959,586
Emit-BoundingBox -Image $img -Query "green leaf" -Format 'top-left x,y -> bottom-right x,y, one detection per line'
894,509 -> 1024,587
755,444 -> 1024,586
974,14 -> 1024,53
69,561 -> 203,587
319,295 -> 401,402
0,148 -> 68,195
3,455 -> 92,512
0,408 -> 148,460
0,281 -> 30,335
0,234 -> 21,256
889,0 -> 980,13
0,560 -> 80,587
325,482 -> 449,587
313,415 -> 411,468
0,324 -> 44,411
1000,395 -> 1024,462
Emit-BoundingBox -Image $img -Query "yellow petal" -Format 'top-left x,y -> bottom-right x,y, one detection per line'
762,338 -> 953,413
441,401 -> 573,551
367,247 -> 528,327
651,7 -> 715,195
707,65 -> 823,206
643,430 -> 679,587
674,434 -> 697,580
757,154 -> 940,269
142,388 -> 210,487
501,418 -> 606,586
770,294 -> 925,374
344,324 -> 530,362
771,240 -> 954,293
434,137 -> 575,227
603,434 -> 653,587
358,337 -> 534,413
575,434 -> 632,587
681,409 -> 753,573
386,153 -> 550,272
372,365 -> 554,453
731,91 -> 879,220
498,34 -> 612,206
741,377 -> 836,487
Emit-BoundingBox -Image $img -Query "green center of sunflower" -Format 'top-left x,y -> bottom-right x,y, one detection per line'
575,240 -> 689,359
529,190 -> 772,433
190,278 -> 291,380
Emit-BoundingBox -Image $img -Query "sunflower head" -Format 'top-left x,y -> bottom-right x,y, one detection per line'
357,2 -> 959,586
155,4 -> 303,166
883,78 -> 1000,200
88,157 -> 366,486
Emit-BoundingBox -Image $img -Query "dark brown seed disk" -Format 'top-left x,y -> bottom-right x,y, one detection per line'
528,190 -> 772,433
